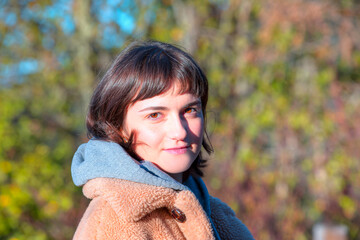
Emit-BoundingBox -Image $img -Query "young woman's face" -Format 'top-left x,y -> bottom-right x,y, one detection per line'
124,84 -> 204,182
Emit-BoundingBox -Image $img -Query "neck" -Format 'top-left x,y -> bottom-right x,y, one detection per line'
169,173 -> 183,183
150,162 -> 184,183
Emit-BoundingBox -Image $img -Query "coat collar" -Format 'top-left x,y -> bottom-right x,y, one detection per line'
83,177 -> 181,221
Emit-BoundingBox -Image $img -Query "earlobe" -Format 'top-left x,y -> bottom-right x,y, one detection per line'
119,127 -> 129,144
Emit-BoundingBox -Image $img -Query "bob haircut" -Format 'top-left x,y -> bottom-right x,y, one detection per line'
86,40 -> 213,177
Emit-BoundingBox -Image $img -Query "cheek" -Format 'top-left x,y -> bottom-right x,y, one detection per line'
133,126 -> 163,150
125,114 -> 160,144
189,118 -> 204,141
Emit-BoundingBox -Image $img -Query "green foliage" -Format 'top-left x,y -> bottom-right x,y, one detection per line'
1,0 -> 360,239
141,0 -> 360,239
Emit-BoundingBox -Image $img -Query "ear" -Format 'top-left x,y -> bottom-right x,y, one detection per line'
119,127 -> 129,143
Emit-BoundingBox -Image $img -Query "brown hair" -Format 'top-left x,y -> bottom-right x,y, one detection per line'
86,40 -> 213,177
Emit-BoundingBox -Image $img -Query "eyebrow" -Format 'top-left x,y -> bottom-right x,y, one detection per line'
138,99 -> 202,112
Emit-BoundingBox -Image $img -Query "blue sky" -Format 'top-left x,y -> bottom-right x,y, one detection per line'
0,0 -> 138,85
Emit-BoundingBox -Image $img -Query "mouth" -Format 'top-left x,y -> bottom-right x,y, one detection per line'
163,146 -> 191,154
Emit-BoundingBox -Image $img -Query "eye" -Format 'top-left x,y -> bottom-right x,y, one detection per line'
184,107 -> 197,114
147,112 -> 161,119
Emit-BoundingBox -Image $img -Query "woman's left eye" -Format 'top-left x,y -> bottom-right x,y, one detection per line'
184,108 -> 197,114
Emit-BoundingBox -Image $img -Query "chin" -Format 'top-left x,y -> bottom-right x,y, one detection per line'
161,161 -> 194,175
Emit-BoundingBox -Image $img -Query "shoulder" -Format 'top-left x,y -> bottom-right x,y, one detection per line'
73,197 -> 125,239
210,196 -> 237,217
74,178 -> 166,240
210,196 -> 255,240
74,178 -> 187,239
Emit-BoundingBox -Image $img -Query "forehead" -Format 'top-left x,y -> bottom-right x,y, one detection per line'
131,77 -> 201,102
129,85 -> 200,110
131,81 -> 197,103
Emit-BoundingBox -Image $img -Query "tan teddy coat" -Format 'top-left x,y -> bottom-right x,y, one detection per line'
73,178 -> 253,240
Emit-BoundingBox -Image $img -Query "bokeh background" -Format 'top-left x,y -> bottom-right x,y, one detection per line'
1,0 -> 360,239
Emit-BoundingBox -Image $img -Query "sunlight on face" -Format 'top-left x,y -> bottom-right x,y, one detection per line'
124,84 -> 204,182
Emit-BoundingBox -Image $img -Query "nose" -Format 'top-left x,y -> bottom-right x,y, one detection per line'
167,114 -> 188,141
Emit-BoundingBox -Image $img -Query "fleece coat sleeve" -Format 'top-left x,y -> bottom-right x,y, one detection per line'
210,197 -> 254,240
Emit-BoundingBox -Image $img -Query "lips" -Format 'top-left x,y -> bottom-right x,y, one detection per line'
163,146 -> 190,154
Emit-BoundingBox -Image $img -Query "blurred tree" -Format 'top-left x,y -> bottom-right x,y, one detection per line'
0,0 -> 139,239
142,0 -> 360,239
1,0 -> 360,239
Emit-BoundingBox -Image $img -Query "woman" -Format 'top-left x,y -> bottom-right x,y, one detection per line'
71,41 -> 254,239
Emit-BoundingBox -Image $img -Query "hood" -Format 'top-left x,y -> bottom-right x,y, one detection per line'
71,139 -> 188,191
